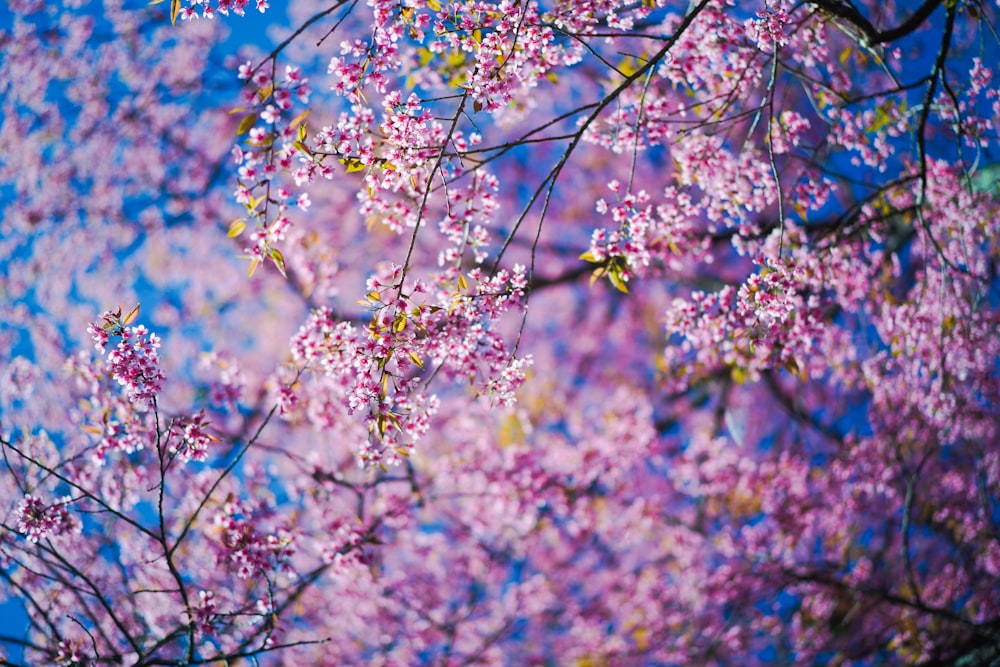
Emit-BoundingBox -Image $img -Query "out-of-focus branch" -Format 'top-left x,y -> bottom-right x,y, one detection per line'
808,0 -> 943,45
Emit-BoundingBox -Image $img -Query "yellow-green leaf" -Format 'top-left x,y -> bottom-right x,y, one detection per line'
416,47 -> 434,67
408,351 -> 424,369
339,157 -> 366,173
237,113 -> 258,136
247,257 -> 261,278
608,268 -> 629,293
170,0 -> 181,23
228,219 -> 246,238
590,266 -> 605,287
579,250 -> 599,263
498,412 -> 524,448
427,0 -> 441,10
289,109 -> 310,132
269,248 -> 287,277
618,56 -> 640,78
457,273 -> 468,291
122,303 -> 141,326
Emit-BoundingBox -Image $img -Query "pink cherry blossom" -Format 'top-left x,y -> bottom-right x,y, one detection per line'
2,0 -> 999,664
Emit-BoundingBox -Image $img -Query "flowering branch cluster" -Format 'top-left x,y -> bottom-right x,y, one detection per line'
88,306 -> 166,412
2,0 -> 999,664
13,495 -> 80,544
286,260 -> 530,467
232,64 -> 313,277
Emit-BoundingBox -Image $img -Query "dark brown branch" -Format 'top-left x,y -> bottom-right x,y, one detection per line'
808,0 -> 943,45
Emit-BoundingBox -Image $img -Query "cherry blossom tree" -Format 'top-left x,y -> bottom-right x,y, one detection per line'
1,0 -> 998,664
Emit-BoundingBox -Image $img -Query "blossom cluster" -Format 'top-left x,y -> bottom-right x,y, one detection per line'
89,310 -> 166,412
187,590 -> 218,638
199,351 -> 246,408
231,64 -> 313,276
285,262 -> 530,466
14,494 -> 79,543
213,498 -> 295,579
745,6 -> 790,53
177,0 -> 268,21
170,411 -> 217,462
93,418 -> 145,464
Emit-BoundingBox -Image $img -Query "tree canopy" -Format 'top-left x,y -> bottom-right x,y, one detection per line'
1,0 -> 999,664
